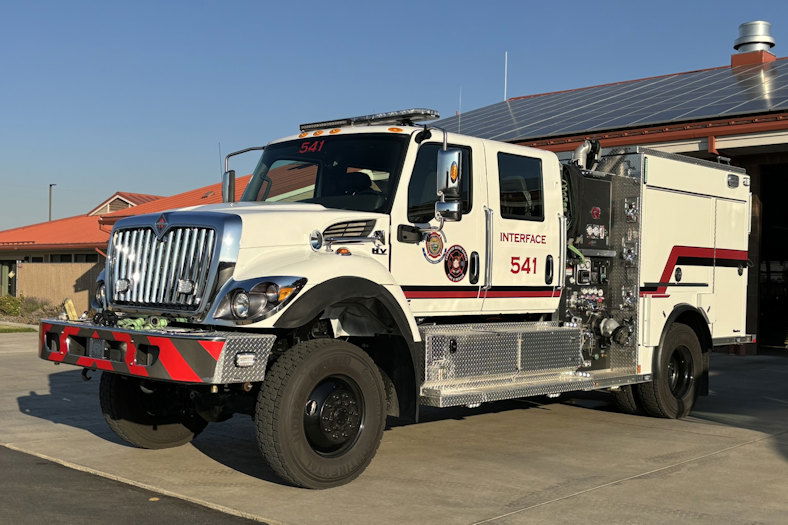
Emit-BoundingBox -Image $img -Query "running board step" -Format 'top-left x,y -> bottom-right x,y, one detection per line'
420,371 -> 649,408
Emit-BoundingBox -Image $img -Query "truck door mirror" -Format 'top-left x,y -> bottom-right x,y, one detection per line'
435,148 -> 462,222
222,170 -> 236,203
435,200 -> 461,222
437,149 -> 462,199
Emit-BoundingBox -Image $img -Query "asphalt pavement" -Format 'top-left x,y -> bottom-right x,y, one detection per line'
1,331 -> 786,524
0,446 -> 258,524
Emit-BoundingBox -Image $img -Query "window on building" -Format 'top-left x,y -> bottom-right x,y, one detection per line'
74,253 -> 98,263
408,143 -> 472,223
51,254 -> 73,263
497,153 -> 544,221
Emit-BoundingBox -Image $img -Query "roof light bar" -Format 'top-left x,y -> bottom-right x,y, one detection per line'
299,108 -> 440,131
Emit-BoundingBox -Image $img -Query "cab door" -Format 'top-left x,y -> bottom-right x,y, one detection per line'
389,138 -> 487,316
482,144 -> 562,314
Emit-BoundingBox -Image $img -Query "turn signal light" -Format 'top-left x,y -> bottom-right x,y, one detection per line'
278,287 -> 297,302
336,247 -> 352,256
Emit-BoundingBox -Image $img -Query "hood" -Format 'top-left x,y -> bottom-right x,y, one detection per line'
172,201 -> 388,248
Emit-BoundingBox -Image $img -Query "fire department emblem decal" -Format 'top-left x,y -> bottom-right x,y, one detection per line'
422,231 -> 447,264
444,245 -> 468,282
155,214 -> 168,238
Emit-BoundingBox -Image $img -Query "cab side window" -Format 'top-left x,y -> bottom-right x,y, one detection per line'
497,152 -> 543,221
408,143 -> 472,223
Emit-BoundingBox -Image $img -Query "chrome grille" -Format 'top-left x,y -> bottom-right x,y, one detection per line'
110,226 -> 216,309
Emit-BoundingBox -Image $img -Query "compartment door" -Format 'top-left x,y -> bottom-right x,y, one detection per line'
712,198 -> 749,338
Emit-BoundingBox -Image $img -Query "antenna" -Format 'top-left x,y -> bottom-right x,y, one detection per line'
48,184 -> 56,221
218,141 -> 223,175
458,85 -> 462,133
504,51 -> 509,101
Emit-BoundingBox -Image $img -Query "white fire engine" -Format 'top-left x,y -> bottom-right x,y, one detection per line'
39,109 -> 752,488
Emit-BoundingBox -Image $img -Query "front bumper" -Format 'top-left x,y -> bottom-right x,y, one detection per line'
39,320 -> 276,384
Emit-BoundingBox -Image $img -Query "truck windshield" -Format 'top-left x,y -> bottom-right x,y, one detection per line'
241,134 -> 409,213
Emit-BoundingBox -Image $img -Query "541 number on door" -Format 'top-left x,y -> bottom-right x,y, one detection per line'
510,256 -> 537,274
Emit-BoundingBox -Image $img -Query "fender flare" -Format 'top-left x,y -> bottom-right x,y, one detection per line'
654,303 -> 712,395
274,277 -> 422,420
274,277 -> 416,342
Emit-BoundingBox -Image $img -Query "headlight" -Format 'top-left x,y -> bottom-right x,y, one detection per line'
265,284 -> 279,303
213,277 -> 307,324
231,291 -> 252,318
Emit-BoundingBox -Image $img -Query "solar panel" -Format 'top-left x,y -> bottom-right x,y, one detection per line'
434,59 -> 788,142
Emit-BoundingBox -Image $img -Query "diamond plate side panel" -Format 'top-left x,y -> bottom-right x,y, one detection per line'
210,333 -> 276,384
520,329 -> 582,372
420,322 -> 583,395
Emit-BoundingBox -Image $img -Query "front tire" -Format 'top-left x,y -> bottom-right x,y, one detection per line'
99,372 -> 207,449
638,323 -> 702,418
255,339 -> 386,489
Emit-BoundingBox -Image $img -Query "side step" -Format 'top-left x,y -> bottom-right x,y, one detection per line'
418,321 -> 645,407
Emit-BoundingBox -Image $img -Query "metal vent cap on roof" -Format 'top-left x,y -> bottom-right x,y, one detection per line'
733,21 -> 775,53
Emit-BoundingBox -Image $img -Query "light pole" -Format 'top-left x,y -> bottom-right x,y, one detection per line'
49,184 -> 56,221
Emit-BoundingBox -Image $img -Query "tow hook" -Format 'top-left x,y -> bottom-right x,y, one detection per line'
81,368 -> 93,381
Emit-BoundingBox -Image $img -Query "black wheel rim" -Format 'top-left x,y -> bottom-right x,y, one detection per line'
303,375 -> 364,457
667,346 -> 693,398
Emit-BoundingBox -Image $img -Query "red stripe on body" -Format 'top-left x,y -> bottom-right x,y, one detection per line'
112,331 -> 149,377
405,289 -> 561,300
404,290 -> 479,299
53,326 -> 80,362
147,336 -> 202,383
198,340 -> 224,360
643,246 -> 748,295
40,322 -> 52,353
714,248 -> 749,260
484,290 -> 560,298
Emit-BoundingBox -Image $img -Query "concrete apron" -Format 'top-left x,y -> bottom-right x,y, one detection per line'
1,332 -> 787,524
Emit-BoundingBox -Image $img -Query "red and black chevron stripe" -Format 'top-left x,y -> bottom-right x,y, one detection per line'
39,321 -> 226,383
402,286 -> 561,300
639,246 -> 748,297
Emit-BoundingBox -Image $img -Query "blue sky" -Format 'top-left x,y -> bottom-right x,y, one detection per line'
1,0 -> 786,230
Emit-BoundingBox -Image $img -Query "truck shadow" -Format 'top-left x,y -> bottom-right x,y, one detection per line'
16,369 -> 127,445
557,353 -> 788,460
17,352 -> 787,485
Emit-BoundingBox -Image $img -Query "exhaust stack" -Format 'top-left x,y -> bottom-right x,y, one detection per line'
731,21 -> 776,67
734,21 -> 775,53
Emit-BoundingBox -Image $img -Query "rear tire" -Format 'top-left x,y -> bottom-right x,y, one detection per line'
255,339 -> 386,489
612,385 -> 642,415
638,323 -> 702,419
99,372 -> 207,449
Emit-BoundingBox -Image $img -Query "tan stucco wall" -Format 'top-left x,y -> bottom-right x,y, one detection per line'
16,262 -> 102,313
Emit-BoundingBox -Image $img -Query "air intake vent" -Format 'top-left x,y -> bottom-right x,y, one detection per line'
323,220 -> 375,238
